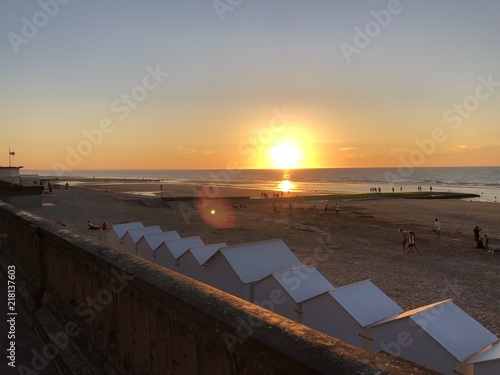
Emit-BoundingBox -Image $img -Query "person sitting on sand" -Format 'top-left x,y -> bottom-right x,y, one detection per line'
101,221 -> 109,230
477,238 -> 485,249
483,234 -> 490,250
87,220 -> 100,230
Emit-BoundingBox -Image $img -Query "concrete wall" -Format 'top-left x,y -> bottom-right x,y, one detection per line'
0,194 -> 42,208
0,182 -> 42,208
0,202 -> 436,375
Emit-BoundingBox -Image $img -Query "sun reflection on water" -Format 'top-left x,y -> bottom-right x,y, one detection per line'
279,179 -> 294,192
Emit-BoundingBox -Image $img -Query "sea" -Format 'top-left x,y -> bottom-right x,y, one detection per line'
28,167 -> 500,203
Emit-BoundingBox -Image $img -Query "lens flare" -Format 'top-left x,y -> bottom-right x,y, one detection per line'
196,188 -> 236,229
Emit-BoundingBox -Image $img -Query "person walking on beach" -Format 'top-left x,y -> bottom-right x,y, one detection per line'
399,229 -> 408,254
433,218 -> 441,239
407,230 -> 419,254
335,202 -> 339,215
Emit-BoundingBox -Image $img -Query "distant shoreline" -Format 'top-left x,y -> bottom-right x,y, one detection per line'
38,172 -> 496,203
51,178 -> 481,203
40,176 -> 162,183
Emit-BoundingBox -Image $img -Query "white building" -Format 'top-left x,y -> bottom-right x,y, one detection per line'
136,231 -> 181,262
120,226 -> 163,254
0,166 -> 21,184
0,166 -> 43,208
301,279 -> 403,350
369,300 -> 498,375
155,236 -> 205,271
202,239 -> 303,301
253,266 -> 334,323
177,243 -> 227,282
467,342 -> 500,375
107,222 -> 144,249
19,174 -> 40,186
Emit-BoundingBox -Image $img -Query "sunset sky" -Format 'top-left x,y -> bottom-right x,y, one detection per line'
1,1 -> 500,171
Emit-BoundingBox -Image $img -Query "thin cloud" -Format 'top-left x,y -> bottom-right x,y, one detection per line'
176,147 -> 198,154
176,147 -> 215,155
200,150 -> 216,155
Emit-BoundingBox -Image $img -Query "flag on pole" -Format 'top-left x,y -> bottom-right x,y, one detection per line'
9,152 -> 15,155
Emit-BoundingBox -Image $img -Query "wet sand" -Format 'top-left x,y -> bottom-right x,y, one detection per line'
26,182 -> 500,338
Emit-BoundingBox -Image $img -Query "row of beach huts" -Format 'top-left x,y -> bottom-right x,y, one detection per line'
107,222 -> 499,375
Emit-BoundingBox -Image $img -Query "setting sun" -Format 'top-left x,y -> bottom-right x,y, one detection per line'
269,142 -> 301,169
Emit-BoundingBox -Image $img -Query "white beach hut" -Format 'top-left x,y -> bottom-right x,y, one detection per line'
155,236 -> 205,271
253,266 -> 334,323
301,279 -> 403,350
108,222 -> 144,249
368,300 -> 498,375
120,226 -> 163,254
202,239 -> 303,301
177,243 -> 227,282
135,231 -> 182,262
467,342 -> 500,375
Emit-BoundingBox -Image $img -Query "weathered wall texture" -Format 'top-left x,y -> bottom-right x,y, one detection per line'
0,183 -> 42,208
0,202 -> 436,375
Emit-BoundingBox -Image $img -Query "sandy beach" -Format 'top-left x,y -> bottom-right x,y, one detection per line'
26,181 -> 500,338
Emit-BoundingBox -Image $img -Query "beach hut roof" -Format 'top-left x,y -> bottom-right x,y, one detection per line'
189,243 -> 227,265
268,266 -> 334,303
164,236 -> 205,259
373,300 -> 498,362
142,231 -> 181,251
111,222 -> 144,239
467,342 -> 500,364
217,239 -> 303,284
126,226 -> 162,243
328,279 -> 403,327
